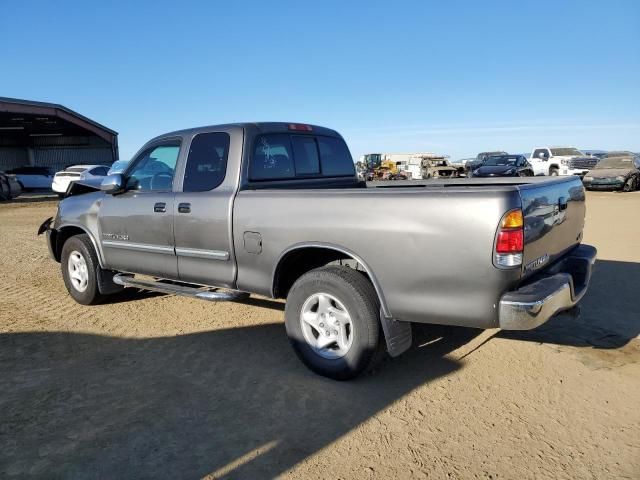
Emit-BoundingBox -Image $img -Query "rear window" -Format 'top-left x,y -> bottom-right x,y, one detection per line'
66,167 -> 88,173
250,134 -> 354,181
183,132 -> 230,192
90,167 -> 109,175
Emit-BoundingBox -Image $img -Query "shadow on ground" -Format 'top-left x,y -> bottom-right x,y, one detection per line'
0,324 -> 478,479
499,259 -> 640,348
3,192 -> 58,204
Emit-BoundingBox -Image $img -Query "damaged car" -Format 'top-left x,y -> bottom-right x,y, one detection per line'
582,152 -> 640,192
421,157 -> 458,179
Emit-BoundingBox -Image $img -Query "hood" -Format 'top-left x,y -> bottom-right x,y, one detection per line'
475,165 -> 517,175
589,168 -> 634,178
66,177 -> 103,196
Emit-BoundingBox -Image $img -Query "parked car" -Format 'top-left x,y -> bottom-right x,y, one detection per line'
52,165 -> 110,197
472,155 -> 534,177
529,147 -> 598,177
582,152 -> 640,191
6,166 -> 54,190
0,172 -> 22,200
39,122 -> 596,380
466,151 -> 508,176
107,160 -> 130,175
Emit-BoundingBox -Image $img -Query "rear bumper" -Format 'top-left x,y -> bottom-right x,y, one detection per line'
498,244 -> 597,330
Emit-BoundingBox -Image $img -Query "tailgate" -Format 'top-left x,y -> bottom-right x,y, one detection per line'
519,177 -> 586,278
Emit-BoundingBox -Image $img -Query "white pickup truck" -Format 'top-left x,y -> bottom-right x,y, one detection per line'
529,147 -> 598,177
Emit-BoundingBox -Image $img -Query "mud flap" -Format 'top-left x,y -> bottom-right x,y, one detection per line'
380,311 -> 412,357
97,268 -> 125,295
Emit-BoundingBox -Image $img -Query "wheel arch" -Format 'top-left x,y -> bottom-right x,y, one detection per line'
272,242 -> 391,318
54,224 -> 105,267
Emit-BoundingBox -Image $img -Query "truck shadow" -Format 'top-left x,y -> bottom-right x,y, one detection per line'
499,259 -> 640,348
0,324 -> 477,479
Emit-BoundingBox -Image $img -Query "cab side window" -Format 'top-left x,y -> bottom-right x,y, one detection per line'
183,132 -> 230,192
533,149 -> 549,160
126,143 -> 180,191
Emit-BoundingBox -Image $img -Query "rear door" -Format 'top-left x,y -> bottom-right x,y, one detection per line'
519,176 -> 586,277
173,130 -> 240,288
99,140 -> 181,278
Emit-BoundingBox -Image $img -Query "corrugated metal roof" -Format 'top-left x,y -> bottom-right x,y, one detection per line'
0,97 -> 117,136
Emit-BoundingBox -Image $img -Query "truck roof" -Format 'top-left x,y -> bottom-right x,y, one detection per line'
148,122 -> 342,143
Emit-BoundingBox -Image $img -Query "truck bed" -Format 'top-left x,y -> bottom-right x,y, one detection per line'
366,176 -> 575,189
235,175 -> 585,328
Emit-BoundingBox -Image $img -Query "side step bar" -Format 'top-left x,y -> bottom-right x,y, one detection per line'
113,274 -> 249,302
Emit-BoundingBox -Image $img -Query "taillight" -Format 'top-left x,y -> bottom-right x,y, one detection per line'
494,208 -> 524,268
288,123 -> 313,131
496,230 -> 524,253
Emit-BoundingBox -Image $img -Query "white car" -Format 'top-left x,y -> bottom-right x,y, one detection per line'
52,165 -> 110,196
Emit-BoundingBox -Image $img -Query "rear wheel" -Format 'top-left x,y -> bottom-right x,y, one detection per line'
284,266 -> 383,380
61,234 -> 106,305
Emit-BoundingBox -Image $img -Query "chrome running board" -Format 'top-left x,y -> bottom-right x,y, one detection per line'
113,274 -> 249,302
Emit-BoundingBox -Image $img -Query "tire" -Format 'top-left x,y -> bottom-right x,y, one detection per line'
57,193 -> 65,199
60,234 -> 106,305
549,167 -> 559,176
622,177 -> 635,192
284,265 -> 383,380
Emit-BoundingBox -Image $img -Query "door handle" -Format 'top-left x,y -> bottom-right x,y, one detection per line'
154,202 -> 166,213
178,203 -> 191,214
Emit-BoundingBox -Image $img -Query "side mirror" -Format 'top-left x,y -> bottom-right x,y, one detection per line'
100,174 -> 124,194
538,152 -> 547,160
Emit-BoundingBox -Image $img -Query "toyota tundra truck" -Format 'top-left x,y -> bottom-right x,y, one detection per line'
39,122 -> 597,380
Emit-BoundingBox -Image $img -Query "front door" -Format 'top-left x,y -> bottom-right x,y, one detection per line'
173,131 -> 237,288
99,141 -> 181,278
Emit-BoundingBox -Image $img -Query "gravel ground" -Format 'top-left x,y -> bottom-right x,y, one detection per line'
0,191 -> 638,479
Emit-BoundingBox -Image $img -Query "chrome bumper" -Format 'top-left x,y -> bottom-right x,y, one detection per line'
499,244 -> 597,330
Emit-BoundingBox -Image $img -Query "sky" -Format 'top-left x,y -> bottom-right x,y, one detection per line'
2,0 -> 639,161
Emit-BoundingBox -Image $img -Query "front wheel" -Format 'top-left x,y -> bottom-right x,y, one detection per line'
549,167 -> 559,176
284,266 -> 384,380
622,177 -> 636,192
61,234 -> 106,305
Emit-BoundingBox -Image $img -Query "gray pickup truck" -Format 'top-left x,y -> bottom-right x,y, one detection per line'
39,122 -> 597,380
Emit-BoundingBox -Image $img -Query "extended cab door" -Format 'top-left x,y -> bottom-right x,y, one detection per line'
98,140 -> 181,278
173,130 -> 241,288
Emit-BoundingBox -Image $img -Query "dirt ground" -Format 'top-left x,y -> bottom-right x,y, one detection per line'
0,191 -> 638,479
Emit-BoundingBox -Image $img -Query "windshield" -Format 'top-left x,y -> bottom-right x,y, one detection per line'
594,158 -> 635,169
484,156 -> 519,166
604,151 -> 634,158
550,148 -> 583,156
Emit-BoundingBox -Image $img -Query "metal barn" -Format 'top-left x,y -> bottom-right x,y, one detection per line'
0,97 -> 118,173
